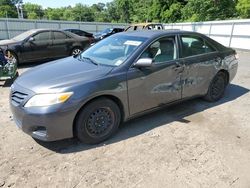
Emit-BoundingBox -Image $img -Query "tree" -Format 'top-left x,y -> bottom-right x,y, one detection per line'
91,3 -> 109,22
0,0 -> 23,18
106,1 -> 121,22
0,0 -> 241,22
44,8 -> 65,20
181,0 -> 236,22
23,3 -> 43,19
116,0 -> 133,23
237,0 -> 250,18
71,3 -> 94,22
161,2 -> 183,23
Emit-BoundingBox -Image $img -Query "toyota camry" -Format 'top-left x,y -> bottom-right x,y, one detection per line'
10,30 -> 238,144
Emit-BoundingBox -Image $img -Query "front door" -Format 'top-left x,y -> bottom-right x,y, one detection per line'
21,31 -> 52,62
127,36 -> 184,115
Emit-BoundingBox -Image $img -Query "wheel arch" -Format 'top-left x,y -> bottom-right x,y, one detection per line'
72,94 -> 125,137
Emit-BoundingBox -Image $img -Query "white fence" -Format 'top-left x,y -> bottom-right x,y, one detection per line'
1,18 -> 250,50
0,18 -> 127,39
164,19 -> 250,50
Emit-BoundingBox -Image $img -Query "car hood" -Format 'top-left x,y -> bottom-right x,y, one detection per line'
0,39 -> 18,46
15,56 -> 114,93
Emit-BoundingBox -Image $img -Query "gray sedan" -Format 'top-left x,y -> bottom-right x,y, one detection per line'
10,30 -> 238,144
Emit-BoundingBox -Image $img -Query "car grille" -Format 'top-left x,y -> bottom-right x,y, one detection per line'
11,91 -> 28,105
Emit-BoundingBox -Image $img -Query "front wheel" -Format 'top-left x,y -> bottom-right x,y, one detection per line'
7,51 -> 18,65
75,98 -> 121,144
204,72 -> 227,102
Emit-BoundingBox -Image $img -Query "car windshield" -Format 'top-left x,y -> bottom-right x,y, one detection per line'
12,30 -> 37,41
80,35 -> 147,67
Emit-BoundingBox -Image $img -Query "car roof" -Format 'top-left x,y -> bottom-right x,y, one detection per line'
27,28 -> 69,32
118,30 -> 199,38
128,23 -> 162,27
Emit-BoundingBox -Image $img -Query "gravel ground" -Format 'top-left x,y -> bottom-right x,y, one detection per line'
0,51 -> 250,188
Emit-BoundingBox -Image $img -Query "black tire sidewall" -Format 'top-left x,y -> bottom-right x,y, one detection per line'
205,72 -> 227,102
76,98 -> 121,144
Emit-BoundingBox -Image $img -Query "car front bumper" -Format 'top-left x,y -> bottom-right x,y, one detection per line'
10,103 -> 76,141
9,84 -> 77,141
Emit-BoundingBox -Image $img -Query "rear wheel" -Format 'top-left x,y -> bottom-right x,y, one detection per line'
204,72 -> 227,102
71,47 -> 82,56
75,98 -> 121,144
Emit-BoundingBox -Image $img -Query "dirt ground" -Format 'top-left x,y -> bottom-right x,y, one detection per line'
0,51 -> 250,188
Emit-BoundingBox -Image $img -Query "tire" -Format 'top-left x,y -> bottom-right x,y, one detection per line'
204,72 -> 227,102
71,47 -> 82,56
75,98 -> 121,144
7,51 -> 18,65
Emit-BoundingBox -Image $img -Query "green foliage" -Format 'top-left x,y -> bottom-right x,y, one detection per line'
115,0 -> 133,23
44,8 -> 65,20
182,0 -> 236,22
0,0 -> 22,18
161,2 -> 183,23
23,3 -> 43,19
0,0 -> 247,22
237,0 -> 250,18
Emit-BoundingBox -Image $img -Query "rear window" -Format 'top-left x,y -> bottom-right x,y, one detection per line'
181,35 -> 216,57
53,32 -> 68,40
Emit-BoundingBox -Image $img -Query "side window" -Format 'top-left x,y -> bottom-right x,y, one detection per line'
140,37 -> 177,63
53,32 -> 68,40
181,35 -> 215,57
33,32 -> 50,41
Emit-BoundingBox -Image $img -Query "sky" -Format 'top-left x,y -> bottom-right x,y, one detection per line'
22,0 -> 113,8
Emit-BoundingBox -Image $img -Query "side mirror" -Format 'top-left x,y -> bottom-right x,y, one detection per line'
133,58 -> 153,68
28,37 -> 35,42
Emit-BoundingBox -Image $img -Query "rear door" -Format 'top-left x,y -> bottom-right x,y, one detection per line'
52,31 -> 73,58
179,34 -> 220,98
127,35 -> 184,115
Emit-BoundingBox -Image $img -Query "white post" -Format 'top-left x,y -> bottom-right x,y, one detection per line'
5,13 -> 10,39
229,23 -> 235,47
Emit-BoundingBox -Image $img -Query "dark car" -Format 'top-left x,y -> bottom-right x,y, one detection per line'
0,29 -> 91,65
64,29 -> 94,43
10,30 -> 238,144
94,28 -> 124,42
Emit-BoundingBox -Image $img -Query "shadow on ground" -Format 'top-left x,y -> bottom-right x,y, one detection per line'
35,84 -> 249,154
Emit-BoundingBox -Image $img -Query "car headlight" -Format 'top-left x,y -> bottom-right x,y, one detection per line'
24,92 -> 73,107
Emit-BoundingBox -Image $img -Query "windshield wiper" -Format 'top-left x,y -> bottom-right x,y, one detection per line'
80,56 -> 98,66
